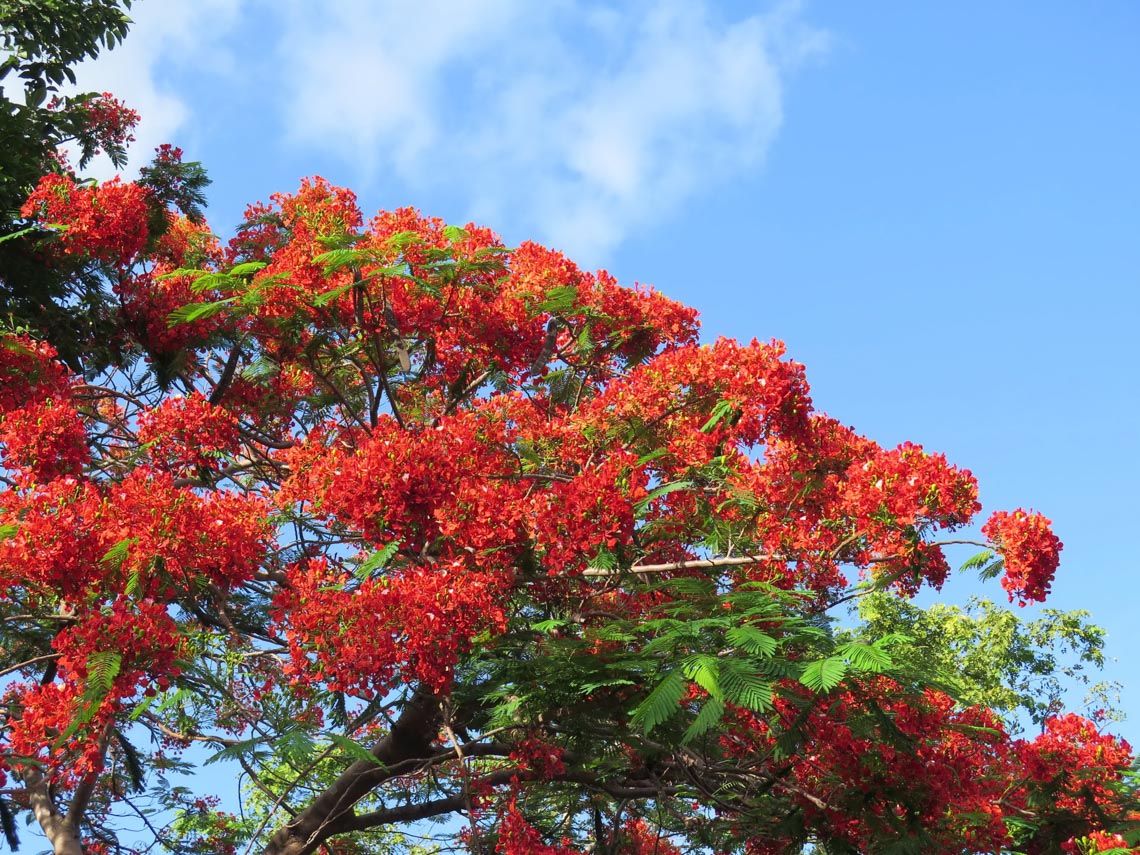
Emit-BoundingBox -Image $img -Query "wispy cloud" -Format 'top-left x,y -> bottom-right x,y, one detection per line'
70,1 -> 827,264
276,0 -> 829,264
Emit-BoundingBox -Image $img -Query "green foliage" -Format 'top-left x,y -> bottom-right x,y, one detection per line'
847,592 -> 1119,730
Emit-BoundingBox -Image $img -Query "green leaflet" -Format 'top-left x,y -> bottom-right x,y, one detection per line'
354,541 -> 401,581
835,641 -> 895,674
682,696 -> 726,744
726,625 -> 779,657
442,224 -> 469,244
537,285 -> 579,314
56,651 -> 123,745
166,296 -> 237,327
630,668 -> 686,735
700,399 -> 738,433
634,480 -> 693,514
720,659 -> 774,712
227,261 -> 267,277
681,654 -> 723,699
327,733 -> 380,765
799,657 -> 848,692
100,536 -> 133,568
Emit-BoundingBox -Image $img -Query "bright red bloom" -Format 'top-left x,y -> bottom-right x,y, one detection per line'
983,509 -> 1063,604
21,173 -> 151,265
137,391 -> 240,474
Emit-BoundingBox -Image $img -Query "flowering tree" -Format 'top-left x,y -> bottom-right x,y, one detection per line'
3,166 -> 1138,855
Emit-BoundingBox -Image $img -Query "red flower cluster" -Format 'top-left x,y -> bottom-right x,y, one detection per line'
275,556 -> 511,695
508,736 -> 567,779
1017,713 -> 1134,815
137,391 -> 240,474
983,509 -> 1063,604
494,799 -> 581,855
77,93 -> 139,157
0,334 -> 88,481
21,173 -> 151,265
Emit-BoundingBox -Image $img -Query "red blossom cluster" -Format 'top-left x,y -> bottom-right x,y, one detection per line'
0,334 -> 88,481
1063,830 -> 1136,853
494,799 -> 582,855
77,93 -> 140,158
275,556 -> 511,695
508,736 -> 567,779
137,390 -> 240,474
21,173 -> 151,265
722,682 -> 1136,853
1017,713 -> 1134,816
983,509 -> 1064,604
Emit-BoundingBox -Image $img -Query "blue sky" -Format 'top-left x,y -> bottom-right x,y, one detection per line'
76,1 -> 1139,739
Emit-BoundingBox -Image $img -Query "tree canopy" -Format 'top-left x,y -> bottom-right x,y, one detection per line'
0,8 -> 1137,852
2,166 -> 1137,855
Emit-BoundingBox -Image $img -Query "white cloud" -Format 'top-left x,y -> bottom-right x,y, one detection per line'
71,0 -> 828,263
65,0 -> 244,179
275,0 -> 829,264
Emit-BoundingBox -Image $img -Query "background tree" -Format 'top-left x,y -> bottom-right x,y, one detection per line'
2,166 -> 1137,855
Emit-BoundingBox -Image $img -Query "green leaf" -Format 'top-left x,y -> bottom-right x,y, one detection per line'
0,524 -> 17,540
682,696 -> 726,744
634,480 -> 693,514
314,249 -> 362,272
327,733 -> 381,765
836,641 -> 894,674
241,355 -> 279,382
0,224 -> 39,244
190,272 -> 240,294
682,655 -> 723,699
167,297 -> 236,326
203,736 -> 267,766
720,659 -> 774,712
354,541 -> 401,581
726,625 -> 779,657
635,448 -> 669,466
86,650 -> 122,699
275,730 -> 316,765
100,537 -> 133,569
311,280 -> 356,307
228,261 -> 267,277
799,657 -> 848,692
700,399 -> 738,433
442,225 -> 469,244
959,549 -> 995,572
630,668 -> 686,735
537,285 -> 579,314
56,651 -> 123,746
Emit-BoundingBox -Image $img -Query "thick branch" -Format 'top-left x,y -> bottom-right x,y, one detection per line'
261,687 -> 442,855
18,767 -> 84,855
583,554 -> 771,577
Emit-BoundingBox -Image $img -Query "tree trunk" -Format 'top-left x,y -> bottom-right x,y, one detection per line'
261,687 -> 441,855
23,770 -> 85,855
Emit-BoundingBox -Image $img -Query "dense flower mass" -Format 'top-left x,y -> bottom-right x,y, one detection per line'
0,334 -> 89,480
983,509 -> 1064,604
0,170 -> 1128,855
137,391 -> 240,474
21,173 -> 151,264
